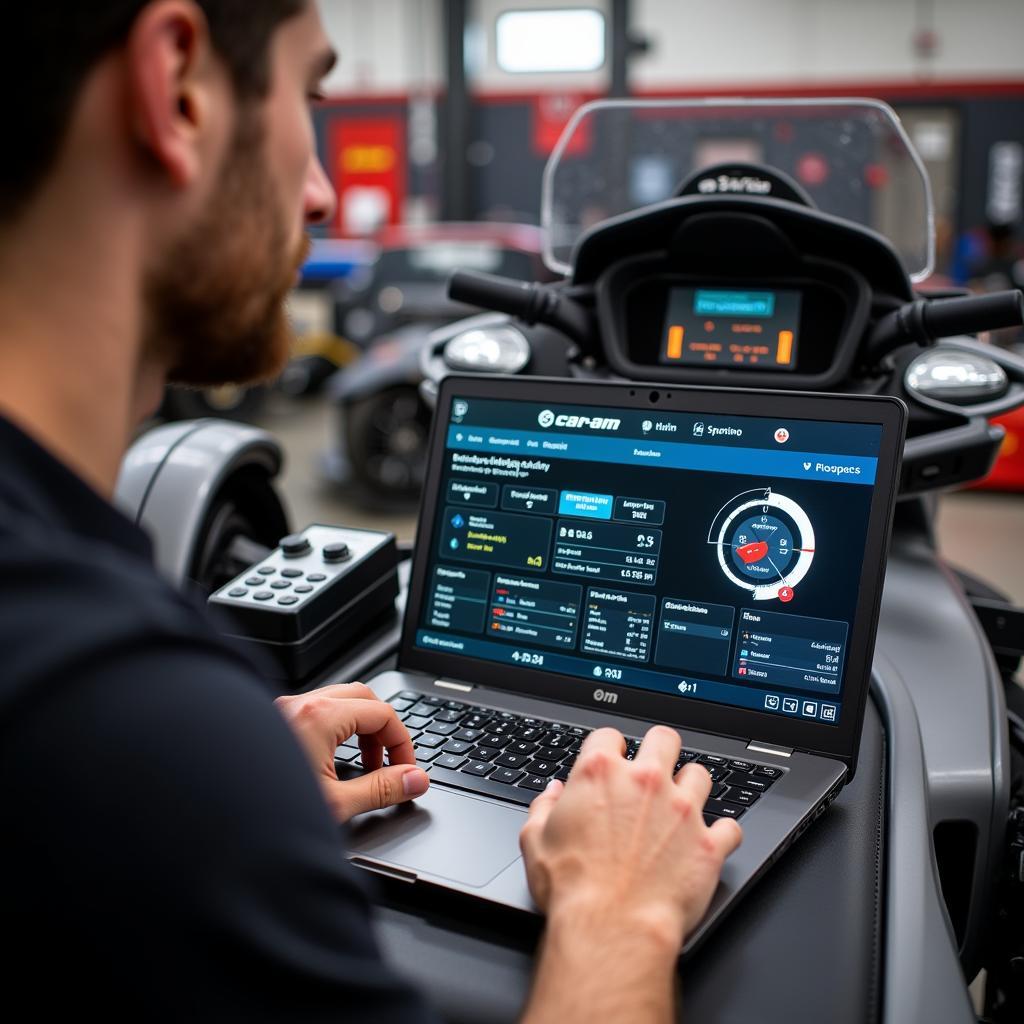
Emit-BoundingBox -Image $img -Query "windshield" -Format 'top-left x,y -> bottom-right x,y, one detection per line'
542,98 -> 935,282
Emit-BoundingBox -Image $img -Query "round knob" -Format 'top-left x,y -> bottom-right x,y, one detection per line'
280,534 -> 311,558
323,542 -> 351,563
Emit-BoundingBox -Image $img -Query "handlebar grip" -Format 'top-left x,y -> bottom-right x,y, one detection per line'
448,270 -> 537,318
922,289 -> 1024,339
448,270 -> 591,345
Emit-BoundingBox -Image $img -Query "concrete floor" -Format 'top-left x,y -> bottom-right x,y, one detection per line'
257,390 -> 1024,607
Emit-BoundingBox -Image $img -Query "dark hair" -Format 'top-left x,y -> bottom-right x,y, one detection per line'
1,1 -> 306,224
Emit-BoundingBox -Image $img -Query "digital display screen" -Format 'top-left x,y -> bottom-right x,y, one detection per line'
414,396 -> 885,729
660,287 -> 802,370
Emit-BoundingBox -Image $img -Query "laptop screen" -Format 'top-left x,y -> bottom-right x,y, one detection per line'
411,392 -> 885,730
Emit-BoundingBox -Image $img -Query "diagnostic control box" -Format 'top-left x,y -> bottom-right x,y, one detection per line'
208,524 -> 399,684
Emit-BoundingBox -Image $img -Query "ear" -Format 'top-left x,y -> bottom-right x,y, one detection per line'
125,0 -> 216,188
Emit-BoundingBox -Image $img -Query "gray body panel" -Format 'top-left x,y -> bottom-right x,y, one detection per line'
114,419 -> 285,586
875,532 -> 1009,973
348,669 -> 845,953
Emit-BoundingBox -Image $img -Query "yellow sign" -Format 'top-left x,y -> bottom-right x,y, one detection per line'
340,145 -> 395,174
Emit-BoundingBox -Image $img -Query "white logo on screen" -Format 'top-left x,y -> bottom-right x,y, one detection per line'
593,689 -> 619,705
538,409 -> 556,427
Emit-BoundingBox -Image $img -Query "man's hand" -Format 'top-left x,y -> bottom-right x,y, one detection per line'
519,726 -> 742,1024
275,683 -> 429,823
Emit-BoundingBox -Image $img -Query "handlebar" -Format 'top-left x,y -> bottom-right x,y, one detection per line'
867,289 -> 1024,363
448,270 -> 591,346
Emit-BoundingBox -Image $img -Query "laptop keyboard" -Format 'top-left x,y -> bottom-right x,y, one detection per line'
333,691 -> 786,823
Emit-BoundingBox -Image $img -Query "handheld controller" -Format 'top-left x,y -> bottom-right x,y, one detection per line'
208,525 -> 399,684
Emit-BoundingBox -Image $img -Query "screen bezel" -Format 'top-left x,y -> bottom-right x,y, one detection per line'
399,375 -> 906,774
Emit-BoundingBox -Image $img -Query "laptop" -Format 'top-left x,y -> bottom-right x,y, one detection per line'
342,375 -> 905,953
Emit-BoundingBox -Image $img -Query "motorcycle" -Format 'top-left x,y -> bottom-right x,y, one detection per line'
117,99 -> 1024,1022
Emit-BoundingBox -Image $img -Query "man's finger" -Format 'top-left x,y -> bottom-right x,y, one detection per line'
633,724 -> 682,773
331,765 -> 430,821
307,682 -> 376,702
339,700 -> 417,768
674,759 -> 714,806
576,727 -> 627,760
520,780 -> 563,856
707,816 -> 743,857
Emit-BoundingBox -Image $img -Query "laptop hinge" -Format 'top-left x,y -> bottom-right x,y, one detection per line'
433,678 -> 474,693
747,740 -> 794,758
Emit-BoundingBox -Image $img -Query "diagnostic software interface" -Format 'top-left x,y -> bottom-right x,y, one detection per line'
415,396 -> 884,728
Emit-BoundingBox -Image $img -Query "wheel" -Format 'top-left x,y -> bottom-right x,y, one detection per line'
161,384 -> 267,422
188,468 -> 289,593
345,386 -> 431,500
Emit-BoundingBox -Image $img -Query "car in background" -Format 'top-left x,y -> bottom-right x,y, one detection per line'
324,222 -> 556,504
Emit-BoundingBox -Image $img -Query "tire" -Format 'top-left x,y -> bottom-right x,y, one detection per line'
161,384 -> 267,422
188,468 -> 289,593
345,386 -> 431,500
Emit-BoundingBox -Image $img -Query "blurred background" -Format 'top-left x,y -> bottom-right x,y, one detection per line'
161,0 -> 1024,602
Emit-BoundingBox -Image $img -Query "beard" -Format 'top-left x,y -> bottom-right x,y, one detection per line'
143,110 -> 308,388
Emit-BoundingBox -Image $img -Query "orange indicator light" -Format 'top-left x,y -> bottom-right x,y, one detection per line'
776,330 -> 794,365
667,325 -> 685,360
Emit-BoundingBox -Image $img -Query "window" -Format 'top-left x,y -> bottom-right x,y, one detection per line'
495,9 -> 606,74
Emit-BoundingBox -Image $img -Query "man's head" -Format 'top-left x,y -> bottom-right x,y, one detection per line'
3,1 -> 337,388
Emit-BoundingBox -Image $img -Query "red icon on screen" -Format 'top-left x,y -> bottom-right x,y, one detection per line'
737,541 -> 769,565
779,587 -> 795,602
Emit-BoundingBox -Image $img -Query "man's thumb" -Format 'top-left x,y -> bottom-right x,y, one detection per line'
333,765 -> 430,820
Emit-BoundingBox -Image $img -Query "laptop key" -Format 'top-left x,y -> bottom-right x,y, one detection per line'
415,733 -> 446,749
553,765 -> 572,782
528,760 -> 558,777
334,748 -> 360,764
409,702 -> 439,717
470,745 -> 501,762
515,727 -> 544,741
705,798 -> 745,819
702,765 -> 731,783
728,759 -> 756,773
433,710 -> 465,724
726,772 -> 771,792
444,700 -> 467,711
434,753 -> 469,770
491,767 -> 526,786
425,721 -> 459,736
403,714 -> 433,731
392,691 -> 420,701
414,747 -> 443,763
518,775 -> 551,793
442,740 -> 474,755
703,812 -> 721,827
753,765 -> 784,780
698,754 -> 728,766
389,698 -> 416,713
422,696 -> 447,706
509,740 -> 538,756
453,727 -> 484,743
495,752 -> 530,769
535,746 -> 568,762
723,788 -> 759,806
545,735 -> 574,749
461,760 -> 496,777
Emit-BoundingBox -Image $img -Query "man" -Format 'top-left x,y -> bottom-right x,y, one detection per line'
0,2 -> 742,1019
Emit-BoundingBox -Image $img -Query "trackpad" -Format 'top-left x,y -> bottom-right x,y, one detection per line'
346,787 -> 525,888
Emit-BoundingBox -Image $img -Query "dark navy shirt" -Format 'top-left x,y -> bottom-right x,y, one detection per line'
0,414 -> 437,1021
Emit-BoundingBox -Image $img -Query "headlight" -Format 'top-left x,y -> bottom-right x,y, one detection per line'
443,326 -> 531,373
905,348 -> 1008,405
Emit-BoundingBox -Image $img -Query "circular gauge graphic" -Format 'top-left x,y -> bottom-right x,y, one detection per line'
707,488 -> 815,601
